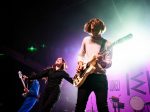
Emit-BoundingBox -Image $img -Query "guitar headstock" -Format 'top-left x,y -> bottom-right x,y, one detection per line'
111,33 -> 133,47
117,33 -> 133,43
18,71 -> 22,79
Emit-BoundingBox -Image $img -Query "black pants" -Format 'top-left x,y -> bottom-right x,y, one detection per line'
38,86 -> 60,112
75,73 -> 109,112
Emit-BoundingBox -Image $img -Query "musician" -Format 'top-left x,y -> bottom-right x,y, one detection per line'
18,75 -> 40,112
75,18 -> 113,112
23,57 -> 73,112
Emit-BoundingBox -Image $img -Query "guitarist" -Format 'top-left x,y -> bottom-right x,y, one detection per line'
18,73 -> 40,112
75,18 -> 113,112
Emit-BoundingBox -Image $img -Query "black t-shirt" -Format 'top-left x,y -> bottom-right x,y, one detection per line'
29,68 -> 73,88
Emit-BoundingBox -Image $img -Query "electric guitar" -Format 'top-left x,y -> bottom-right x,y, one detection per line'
73,33 -> 133,87
18,71 -> 28,97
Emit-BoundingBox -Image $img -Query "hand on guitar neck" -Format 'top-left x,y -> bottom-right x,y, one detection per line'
22,75 -> 29,80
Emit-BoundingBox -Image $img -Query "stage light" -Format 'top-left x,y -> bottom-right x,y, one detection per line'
41,44 -> 46,48
110,33 -> 150,74
0,53 -> 5,56
27,46 -> 38,53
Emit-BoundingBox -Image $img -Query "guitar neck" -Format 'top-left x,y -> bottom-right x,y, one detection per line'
18,71 -> 27,89
101,33 -> 133,55
20,78 -> 26,89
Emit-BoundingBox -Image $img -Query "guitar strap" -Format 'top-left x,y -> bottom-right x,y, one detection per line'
100,37 -> 107,52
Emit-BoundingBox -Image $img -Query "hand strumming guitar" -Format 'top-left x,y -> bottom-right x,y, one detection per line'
22,75 -> 28,80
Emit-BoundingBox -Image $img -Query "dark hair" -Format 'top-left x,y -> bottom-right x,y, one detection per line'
52,58 -> 67,70
61,58 -> 66,70
84,18 -> 106,34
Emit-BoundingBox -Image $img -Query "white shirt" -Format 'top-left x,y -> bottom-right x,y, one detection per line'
78,36 -> 112,74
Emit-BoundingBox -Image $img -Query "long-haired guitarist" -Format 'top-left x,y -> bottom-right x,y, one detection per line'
75,18 -> 113,112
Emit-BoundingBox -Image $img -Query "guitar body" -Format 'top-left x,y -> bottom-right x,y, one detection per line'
73,56 -> 97,87
73,64 -> 96,87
